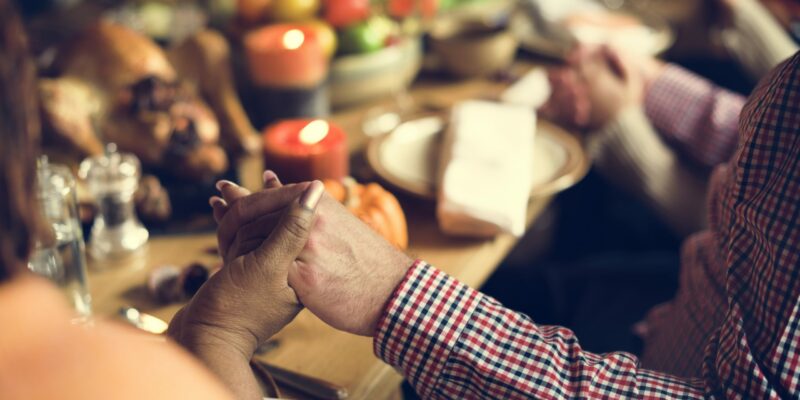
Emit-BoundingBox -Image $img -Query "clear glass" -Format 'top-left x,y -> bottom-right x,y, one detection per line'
28,157 -> 92,321
80,144 -> 149,260
361,0 -> 432,137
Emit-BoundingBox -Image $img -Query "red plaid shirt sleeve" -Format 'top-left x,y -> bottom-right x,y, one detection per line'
375,53 -> 800,399
374,261 -> 705,399
644,65 -> 745,168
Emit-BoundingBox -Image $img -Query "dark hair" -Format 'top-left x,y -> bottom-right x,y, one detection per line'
0,0 -> 39,282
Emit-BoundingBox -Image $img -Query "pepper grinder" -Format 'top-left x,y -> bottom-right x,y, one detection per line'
80,144 -> 149,259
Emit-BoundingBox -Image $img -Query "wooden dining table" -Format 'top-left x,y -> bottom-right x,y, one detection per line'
87,61 -> 582,399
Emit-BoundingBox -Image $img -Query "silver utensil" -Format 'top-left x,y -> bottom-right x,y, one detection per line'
254,361 -> 349,400
119,307 -> 169,334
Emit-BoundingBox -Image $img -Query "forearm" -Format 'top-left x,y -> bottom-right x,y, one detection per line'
168,312 -> 263,400
644,65 -> 745,168
589,106 -> 710,236
191,345 -> 263,400
722,0 -> 799,80
375,262 -> 707,398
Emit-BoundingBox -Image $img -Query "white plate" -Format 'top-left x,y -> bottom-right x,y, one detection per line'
367,116 -> 590,199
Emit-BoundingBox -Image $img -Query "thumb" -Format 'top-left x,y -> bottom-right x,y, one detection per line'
252,180 -> 325,265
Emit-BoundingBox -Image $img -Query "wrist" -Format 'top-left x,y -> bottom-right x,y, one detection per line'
170,320 -> 264,400
370,257 -> 420,336
170,308 -> 259,362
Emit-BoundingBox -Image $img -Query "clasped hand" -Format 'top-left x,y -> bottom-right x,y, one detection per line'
169,171 -> 413,365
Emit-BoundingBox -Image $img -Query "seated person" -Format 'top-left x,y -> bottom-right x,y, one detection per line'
175,50 -> 800,397
2,0 -> 798,398
544,0 -> 798,237
0,2 -> 315,397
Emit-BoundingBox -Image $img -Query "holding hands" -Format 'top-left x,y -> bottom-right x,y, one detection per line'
169,171 -> 413,396
209,172 -> 414,337
541,45 -> 663,131
167,175 -> 321,399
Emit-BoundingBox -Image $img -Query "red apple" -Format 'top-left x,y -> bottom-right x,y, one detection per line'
323,0 -> 371,28
388,0 -> 438,19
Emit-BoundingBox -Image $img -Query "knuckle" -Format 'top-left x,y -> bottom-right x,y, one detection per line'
283,213 -> 310,238
231,200 -> 248,223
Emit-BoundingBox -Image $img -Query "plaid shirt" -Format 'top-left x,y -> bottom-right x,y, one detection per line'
644,65 -> 746,169
374,53 -> 800,398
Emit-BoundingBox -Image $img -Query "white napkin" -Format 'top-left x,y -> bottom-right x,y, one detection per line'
501,68 -> 552,110
437,101 -> 535,238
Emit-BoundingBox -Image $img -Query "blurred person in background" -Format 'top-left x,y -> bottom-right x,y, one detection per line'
544,0 -> 798,237
541,0 -> 799,380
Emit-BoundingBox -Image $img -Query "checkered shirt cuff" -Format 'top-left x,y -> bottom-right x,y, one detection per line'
374,261 -> 480,398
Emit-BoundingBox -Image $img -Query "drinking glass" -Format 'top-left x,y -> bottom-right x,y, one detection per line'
28,157 -> 92,321
361,0 -> 434,137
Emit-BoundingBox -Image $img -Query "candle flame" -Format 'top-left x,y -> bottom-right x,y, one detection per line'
299,120 -> 330,145
282,29 -> 305,50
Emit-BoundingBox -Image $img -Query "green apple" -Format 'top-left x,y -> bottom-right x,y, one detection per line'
338,16 -> 396,54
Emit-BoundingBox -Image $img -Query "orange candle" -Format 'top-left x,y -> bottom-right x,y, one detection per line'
244,24 -> 327,88
262,119 -> 348,183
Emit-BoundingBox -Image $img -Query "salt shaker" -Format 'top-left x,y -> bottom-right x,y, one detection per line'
80,144 -> 149,259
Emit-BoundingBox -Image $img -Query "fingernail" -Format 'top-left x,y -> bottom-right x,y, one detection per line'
299,180 -> 325,211
262,170 -> 280,185
209,196 -> 227,208
215,180 -> 236,192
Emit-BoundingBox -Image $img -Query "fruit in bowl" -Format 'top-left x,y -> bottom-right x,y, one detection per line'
329,35 -> 422,107
323,0 -> 371,27
337,15 -> 396,54
301,19 -> 339,58
269,0 -> 321,21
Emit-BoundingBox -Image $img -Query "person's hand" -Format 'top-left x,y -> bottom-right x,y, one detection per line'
577,46 -> 646,130
543,46 -> 657,131
540,65 -> 592,130
215,174 -> 415,337
167,178 -> 324,359
287,194 -> 415,336
209,172 -> 310,264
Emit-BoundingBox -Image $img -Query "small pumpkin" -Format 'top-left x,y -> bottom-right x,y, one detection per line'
323,178 -> 408,249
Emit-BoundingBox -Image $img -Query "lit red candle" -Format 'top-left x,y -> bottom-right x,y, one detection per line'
244,24 -> 328,88
262,119 -> 349,183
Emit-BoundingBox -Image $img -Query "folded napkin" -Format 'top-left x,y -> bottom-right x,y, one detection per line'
437,100 -> 535,237
501,68 -> 552,110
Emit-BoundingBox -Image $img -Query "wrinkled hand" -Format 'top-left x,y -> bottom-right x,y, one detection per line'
210,174 -> 310,264
168,175 -> 323,360
215,173 -> 415,337
288,194 -> 414,336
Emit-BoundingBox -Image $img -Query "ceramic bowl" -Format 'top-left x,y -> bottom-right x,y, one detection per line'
429,16 -> 518,78
329,37 -> 422,108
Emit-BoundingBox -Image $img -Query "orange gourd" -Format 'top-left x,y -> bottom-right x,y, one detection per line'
323,178 -> 408,249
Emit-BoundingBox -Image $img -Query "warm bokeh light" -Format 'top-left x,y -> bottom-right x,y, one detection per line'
282,29 -> 305,50
299,120 -> 329,145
